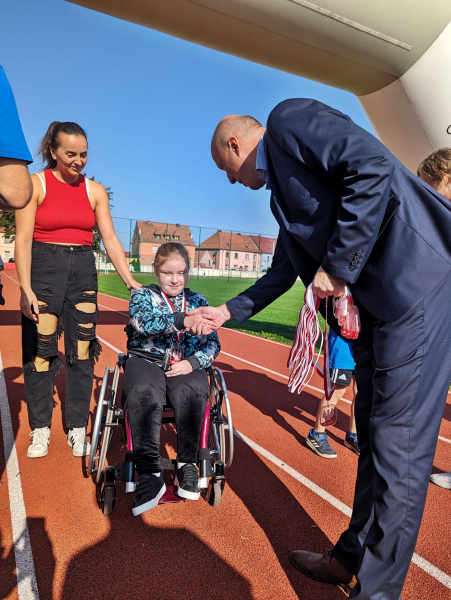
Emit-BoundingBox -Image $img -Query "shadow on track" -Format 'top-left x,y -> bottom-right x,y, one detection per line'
226,436 -> 345,600
215,361 -> 352,448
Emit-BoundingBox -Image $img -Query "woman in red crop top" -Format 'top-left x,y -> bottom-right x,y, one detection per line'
15,121 -> 141,460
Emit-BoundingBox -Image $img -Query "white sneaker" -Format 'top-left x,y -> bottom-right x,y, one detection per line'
430,471 -> 451,490
27,427 -> 50,458
67,427 -> 91,457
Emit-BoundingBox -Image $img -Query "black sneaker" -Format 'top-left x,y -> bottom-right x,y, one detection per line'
344,432 -> 360,456
174,463 -> 200,500
306,429 -> 337,459
132,474 -> 166,516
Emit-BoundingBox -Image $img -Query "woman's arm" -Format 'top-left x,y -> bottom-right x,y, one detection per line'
15,174 -> 40,320
91,181 -> 141,290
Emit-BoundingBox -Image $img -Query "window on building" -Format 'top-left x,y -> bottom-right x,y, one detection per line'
226,252 -> 229,258
253,266 -> 256,272
4,236 -> 10,244
4,251 -> 10,259
173,235 -> 179,240
234,253 -> 238,259
164,235 -> 170,240
226,265 -> 229,270
245,254 -> 249,260
153,246 -> 158,253
208,260 -> 211,266
155,234 -> 161,239
253,255 -> 256,261
267,256 -> 270,262
244,265 -> 248,272
234,265 -> 237,270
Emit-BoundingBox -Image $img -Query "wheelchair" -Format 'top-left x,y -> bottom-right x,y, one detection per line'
88,354 -> 234,515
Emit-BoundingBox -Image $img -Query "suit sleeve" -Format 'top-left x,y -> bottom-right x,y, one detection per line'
267,99 -> 394,283
226,234 -> 298,324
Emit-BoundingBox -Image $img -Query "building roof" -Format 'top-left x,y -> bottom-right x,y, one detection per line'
250,235 -> 277,254
135,221 -> 195,246
199,231 -> 261,253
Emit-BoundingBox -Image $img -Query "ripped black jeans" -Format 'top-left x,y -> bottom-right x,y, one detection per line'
22,241 -> 102,430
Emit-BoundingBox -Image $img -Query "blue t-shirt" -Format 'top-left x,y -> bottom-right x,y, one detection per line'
328,327 -> 355,370
0,66 -> 32,163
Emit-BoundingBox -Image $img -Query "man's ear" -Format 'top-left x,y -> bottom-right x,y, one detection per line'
228,136 -> 240,156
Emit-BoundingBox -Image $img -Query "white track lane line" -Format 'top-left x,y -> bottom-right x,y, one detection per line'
96,334 -> 451,590
0,352 -> 39,599
235,429 -> 451,590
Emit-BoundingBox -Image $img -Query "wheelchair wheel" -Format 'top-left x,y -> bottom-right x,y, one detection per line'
88,364 -> 121,484
207,479 -> 225,507
208,367 -> 234,468
100,466 -> 116,515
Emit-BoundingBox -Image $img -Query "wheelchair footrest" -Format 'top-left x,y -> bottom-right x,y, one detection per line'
159,485 -> 184,504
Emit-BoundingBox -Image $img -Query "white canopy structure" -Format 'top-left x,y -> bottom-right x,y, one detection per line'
68,0 -> 451,172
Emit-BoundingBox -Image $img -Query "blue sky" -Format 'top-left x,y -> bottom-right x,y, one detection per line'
1,0 -> 374,243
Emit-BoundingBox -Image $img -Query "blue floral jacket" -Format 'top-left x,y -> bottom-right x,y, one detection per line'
128,284 -> 220,370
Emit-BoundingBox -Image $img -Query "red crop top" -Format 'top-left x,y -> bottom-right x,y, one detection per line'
33,170 -> 96,246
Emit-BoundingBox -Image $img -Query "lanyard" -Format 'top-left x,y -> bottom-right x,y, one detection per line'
161,290 -> 186,343
287,284 -> 333,400
287,284 -> 360,400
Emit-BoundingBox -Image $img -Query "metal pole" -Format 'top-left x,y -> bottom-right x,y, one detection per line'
228,230 -> 232,282
197,227 -> 201,280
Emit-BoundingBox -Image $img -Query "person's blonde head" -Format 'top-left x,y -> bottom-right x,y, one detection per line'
153,243 -> 190,275
417,148 -> 451,201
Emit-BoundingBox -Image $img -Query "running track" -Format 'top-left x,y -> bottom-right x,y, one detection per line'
1,272 -> 451,600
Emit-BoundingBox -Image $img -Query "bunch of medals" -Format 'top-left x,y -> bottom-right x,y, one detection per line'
332,286 -> 361,339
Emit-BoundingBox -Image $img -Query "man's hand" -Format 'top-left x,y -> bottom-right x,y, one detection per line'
184,311 -> 216,336
185,304 -> 232,335
312,267 -> 346,299
165,360 -> 193,378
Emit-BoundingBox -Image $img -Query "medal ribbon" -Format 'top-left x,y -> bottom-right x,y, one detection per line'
161,290 -> 186,343
287,284 -> 334,400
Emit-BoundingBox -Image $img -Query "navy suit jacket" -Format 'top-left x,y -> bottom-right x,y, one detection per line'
227,99 -> 451,324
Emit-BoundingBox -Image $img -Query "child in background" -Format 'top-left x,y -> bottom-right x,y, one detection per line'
306,328 -> 359,459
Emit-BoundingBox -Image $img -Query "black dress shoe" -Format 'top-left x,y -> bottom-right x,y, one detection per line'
289,549 -> 357,592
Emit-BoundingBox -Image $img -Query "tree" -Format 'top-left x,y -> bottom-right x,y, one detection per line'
0,210 -> 16,241
83,174 -> 114,253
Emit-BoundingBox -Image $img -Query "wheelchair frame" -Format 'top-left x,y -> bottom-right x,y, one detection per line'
88,354 -> 233,514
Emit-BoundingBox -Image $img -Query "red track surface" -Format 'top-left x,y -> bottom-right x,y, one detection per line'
1,272 -> 451,600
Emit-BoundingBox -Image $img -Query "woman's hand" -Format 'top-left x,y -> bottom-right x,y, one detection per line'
20,288 -> 39,321
127,279 -> 142,291
165,360 -> 193,378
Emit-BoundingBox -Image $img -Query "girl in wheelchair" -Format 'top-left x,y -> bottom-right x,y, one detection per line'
124,242 -> 220,516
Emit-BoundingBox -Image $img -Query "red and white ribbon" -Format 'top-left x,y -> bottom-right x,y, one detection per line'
288,284 -> 334,400
161,290 -> 186,342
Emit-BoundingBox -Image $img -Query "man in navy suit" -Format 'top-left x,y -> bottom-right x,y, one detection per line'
189,99 -> 451,599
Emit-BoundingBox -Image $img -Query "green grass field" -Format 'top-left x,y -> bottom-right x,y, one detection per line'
98,273 -> 312,346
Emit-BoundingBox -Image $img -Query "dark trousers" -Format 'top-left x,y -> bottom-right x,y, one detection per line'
332,270 -> 451,599
122,357 -> 208,474
22,242 -> 101,430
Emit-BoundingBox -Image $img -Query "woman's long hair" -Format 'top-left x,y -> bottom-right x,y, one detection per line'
37,121 -> 87,170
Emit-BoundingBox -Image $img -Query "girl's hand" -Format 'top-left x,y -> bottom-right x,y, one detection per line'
20,288 -> 39,321
165,360 -> 193,378
127,279 -> 142,291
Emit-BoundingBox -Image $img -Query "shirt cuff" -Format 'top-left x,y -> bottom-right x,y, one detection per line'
186,355 -> 200,371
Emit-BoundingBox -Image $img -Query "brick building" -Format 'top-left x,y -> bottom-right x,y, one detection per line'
131,221 -> 196,267
198,231 -> 261,272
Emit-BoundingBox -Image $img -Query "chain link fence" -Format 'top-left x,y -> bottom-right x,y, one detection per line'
97,217 -> 278,281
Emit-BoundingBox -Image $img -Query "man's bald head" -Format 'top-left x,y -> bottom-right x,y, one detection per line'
212,115 -> 263,149
211,114 -> 266,190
